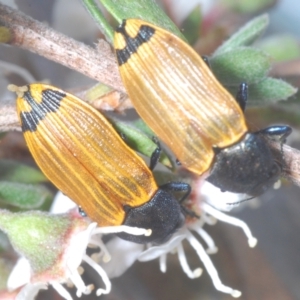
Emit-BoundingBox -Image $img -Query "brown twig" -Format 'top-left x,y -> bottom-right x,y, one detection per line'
272,143 -> 300,187
1,4 -> 300,188
0,97 -> 19,132
0,3 -> 129,132
0,4 -> 125,92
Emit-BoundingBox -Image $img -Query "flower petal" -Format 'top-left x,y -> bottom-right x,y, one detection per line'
16,283 -> 47,300
7,257 -> 31,291
101,237 -> 144,278
50,192 -> 77,214
138,230 -> 186,262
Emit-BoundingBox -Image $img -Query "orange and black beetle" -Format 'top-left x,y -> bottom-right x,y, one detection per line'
114,19 -> 291,196
14,83 -> 191,244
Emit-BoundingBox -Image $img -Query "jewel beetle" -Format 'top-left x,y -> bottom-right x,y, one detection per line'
114,19 -> 292,196
14,83 -> 191,244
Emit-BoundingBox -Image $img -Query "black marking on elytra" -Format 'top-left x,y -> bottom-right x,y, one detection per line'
20,88 -> 66,132
116,20 -> 155,65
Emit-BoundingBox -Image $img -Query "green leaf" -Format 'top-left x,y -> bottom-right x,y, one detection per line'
257,35 -> 300,62
84,83 -> 113,103
110,118 -> 173,169
181,5 -> 202,45
99,0 -> 184,38
0,160 -> 48,183
0,181 -> 53,209
132,119 -> 156,136
211,47 -> 271,85
247,78 -> 298,105
222,0 -> 277,14
227,78 -> 297,106
82,0 -> 114,41
0,26 -> 12,43
0,210 -> 80,274
214,14 -> 269,55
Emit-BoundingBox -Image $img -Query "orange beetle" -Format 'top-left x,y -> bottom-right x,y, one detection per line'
13,83 -> 191,244
114,19 -> 291,195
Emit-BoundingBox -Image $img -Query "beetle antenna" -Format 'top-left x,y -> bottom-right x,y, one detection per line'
226,195 -> 255,206
149,137 -> 161,170
180,205 -> 200,219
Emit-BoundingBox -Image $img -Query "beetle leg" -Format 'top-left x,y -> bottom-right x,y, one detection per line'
175,158 -> 182,166
236,82 -> 248,112
201,55 -> 210,68
118,131 -> 127,142
149,137 -> 161,171
78,206 -> 87,217
160,182 -> 198,218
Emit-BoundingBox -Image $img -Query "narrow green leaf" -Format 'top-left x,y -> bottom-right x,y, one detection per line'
257,35 -> 300,62
132,119 -> 156,136
0,181 -> 53,209
181,5 -> 202,45
214,14 -> 269,55
0,160 -> 48,183
226,78 -> 297,106
222,0 -> 276,14
81,0 -> 114,41
99,0 -> 184,39
110,118 -> 173,169
211,47 -> 271,85
0,26 -> 12,43
247,78 -> 298,105
84,83 -> 113,104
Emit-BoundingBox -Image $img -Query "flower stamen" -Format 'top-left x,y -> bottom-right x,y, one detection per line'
68,269 -> 92,297
92,225 -> 151,237
159,253 -> 167,273
186,232 -> 242,298
177,242 -> 202,278
89,238 -> 112,263
51,282 -> 73,300
202,203 -> 258,248
83,254 -> 111,296
189,222 -> 218,254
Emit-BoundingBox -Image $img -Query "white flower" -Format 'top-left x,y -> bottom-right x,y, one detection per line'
5,192 -> 152,300
6,221 -> 103,300
7,182 -> 257,300
101,181 -> 257,299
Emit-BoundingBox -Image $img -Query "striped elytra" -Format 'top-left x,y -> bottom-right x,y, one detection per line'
114,19 -> 291,195
15,83 -> 190,244
114,19 -> 247,176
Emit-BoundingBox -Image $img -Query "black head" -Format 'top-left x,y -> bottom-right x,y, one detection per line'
117,189 -> 184,244
207,125 -> 292,196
